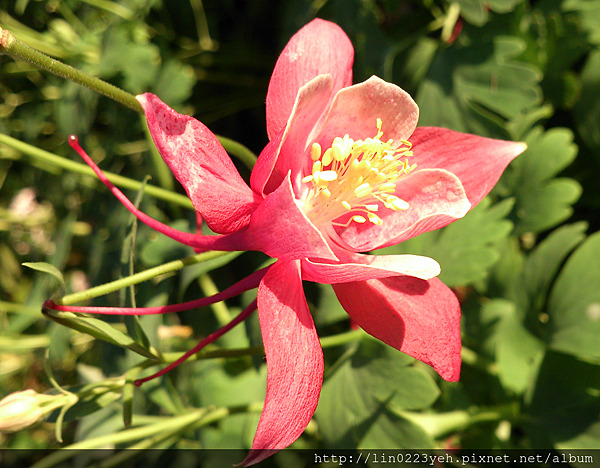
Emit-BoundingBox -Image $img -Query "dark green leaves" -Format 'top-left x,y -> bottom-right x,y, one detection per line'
97,25 -> 160,95
497,127 -> 581,235
316,338 -> 439,449
377,197 -> 514,287
417,36 -> 542,138
456,0 -> 526,26
526,350 -> 600,448
548,231 -> 600,360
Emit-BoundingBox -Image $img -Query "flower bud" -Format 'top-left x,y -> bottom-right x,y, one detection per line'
0,390 -> 43,432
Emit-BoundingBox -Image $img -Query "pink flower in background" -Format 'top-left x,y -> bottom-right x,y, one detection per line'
51,18 -> 526,466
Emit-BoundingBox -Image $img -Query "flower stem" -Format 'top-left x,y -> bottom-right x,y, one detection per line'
60,251 -> 231,306
0,300 -> 41,317
461,346 -> 498,375
199,273 -> 232,325
217,135 -> 257,169
1,29 -> 257,172
319,328 -> 365,348
30,403 -> 263,468
0,132 -> 194,209
79,0 -> 134,19
148,329 -> 365,368
133,300 -> 258,386
397,402 -> 519,439
0,27 -> 143,113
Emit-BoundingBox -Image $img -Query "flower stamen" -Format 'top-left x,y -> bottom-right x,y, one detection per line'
302,119 -> 415,227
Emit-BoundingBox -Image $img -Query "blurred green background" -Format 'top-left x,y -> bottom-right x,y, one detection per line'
1,0 -> 600,466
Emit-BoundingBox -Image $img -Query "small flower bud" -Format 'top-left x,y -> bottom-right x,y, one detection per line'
0,390 -> 43,432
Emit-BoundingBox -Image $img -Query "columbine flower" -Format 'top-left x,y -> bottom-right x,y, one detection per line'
46,19 -> 526,465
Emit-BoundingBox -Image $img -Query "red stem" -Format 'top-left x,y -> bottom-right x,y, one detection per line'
43,266 -> 269,315
134,299 -> 259,386
68,135 -> 244,252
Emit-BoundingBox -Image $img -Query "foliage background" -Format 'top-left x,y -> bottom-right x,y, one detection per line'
1,0 -> 600,466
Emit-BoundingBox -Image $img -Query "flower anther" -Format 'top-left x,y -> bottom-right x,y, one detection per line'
301,119 -> 415,228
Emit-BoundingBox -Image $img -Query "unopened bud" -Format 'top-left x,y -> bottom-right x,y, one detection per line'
0,390 -> 43,432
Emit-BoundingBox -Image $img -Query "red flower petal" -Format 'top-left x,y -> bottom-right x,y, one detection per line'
301,252 -> 440,283
337,168 -> 471,251
266,19 -> 353,141
238,174 -> 337,261
315,76 -> 419,149
242,260 -> 323,466
252,75 -> 334,197
409,127 -> 527,206
333,276 -> 461,381
138,93 -> 259,234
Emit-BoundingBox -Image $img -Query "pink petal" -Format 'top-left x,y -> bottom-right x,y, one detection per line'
409,127 -> 527,207
242,260 -> 324,466
236,174 -> 337,262
251,75 -> 334,197
337,168 -> 471,252
314,76 -> 419,150
138,93 -> 259,234
301,251 -> 440,283
333,276 -> 461,381
266,19 -> 353,140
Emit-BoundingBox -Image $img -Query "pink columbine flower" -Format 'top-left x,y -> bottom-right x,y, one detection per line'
48,19 -> 526,465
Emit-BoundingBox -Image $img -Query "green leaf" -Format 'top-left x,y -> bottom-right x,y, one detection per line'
316,338 -> 439,448
55,79 -> 99,136
377,198 -> 514,287
191,361 -> 266,449
358,409 -> 434,451
563,0 -> 600,46
96,25 -> 160,94
526,350 -> 600,448
417,36 -> 542,138
44,310 -> 158,360
497,126 -> 581,235
22,262 -> 66,289
574,49 -> 600,160
142,376 -> 186,416
178,251 -> 243,300
314,283 -> 349,327
494,300 -> 545,394
456,0 -> 526,26
516,222 -> 588,317
152,59 -> 197,109
140,220 -> 195,266
547,231 -> 600,360
59,388 -> 122,422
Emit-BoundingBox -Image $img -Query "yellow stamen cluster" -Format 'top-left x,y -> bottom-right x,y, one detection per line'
302,118 -> 416,227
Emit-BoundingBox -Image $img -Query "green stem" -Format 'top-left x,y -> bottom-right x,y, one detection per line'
1,29 -> 257,175
0,132 -> 193,209
319,328 -> 365,348
0,27 -> 142,113
79,0 -> 134,19
217,136 -> 257,170
461,346 -> 498,375
199,274 -> 231,326
0,334 -> 51,352
397,402 -> 519,440
60,251 -> 229,306
0,300 -> 42,317
31,403 -> 263,468
160,346 -> 265,364
441,2 -> 461,43
143,329 -> 366,367
30,409 -> 207,468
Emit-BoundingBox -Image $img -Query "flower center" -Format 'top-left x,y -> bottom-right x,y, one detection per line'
301,119 -> 415,227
